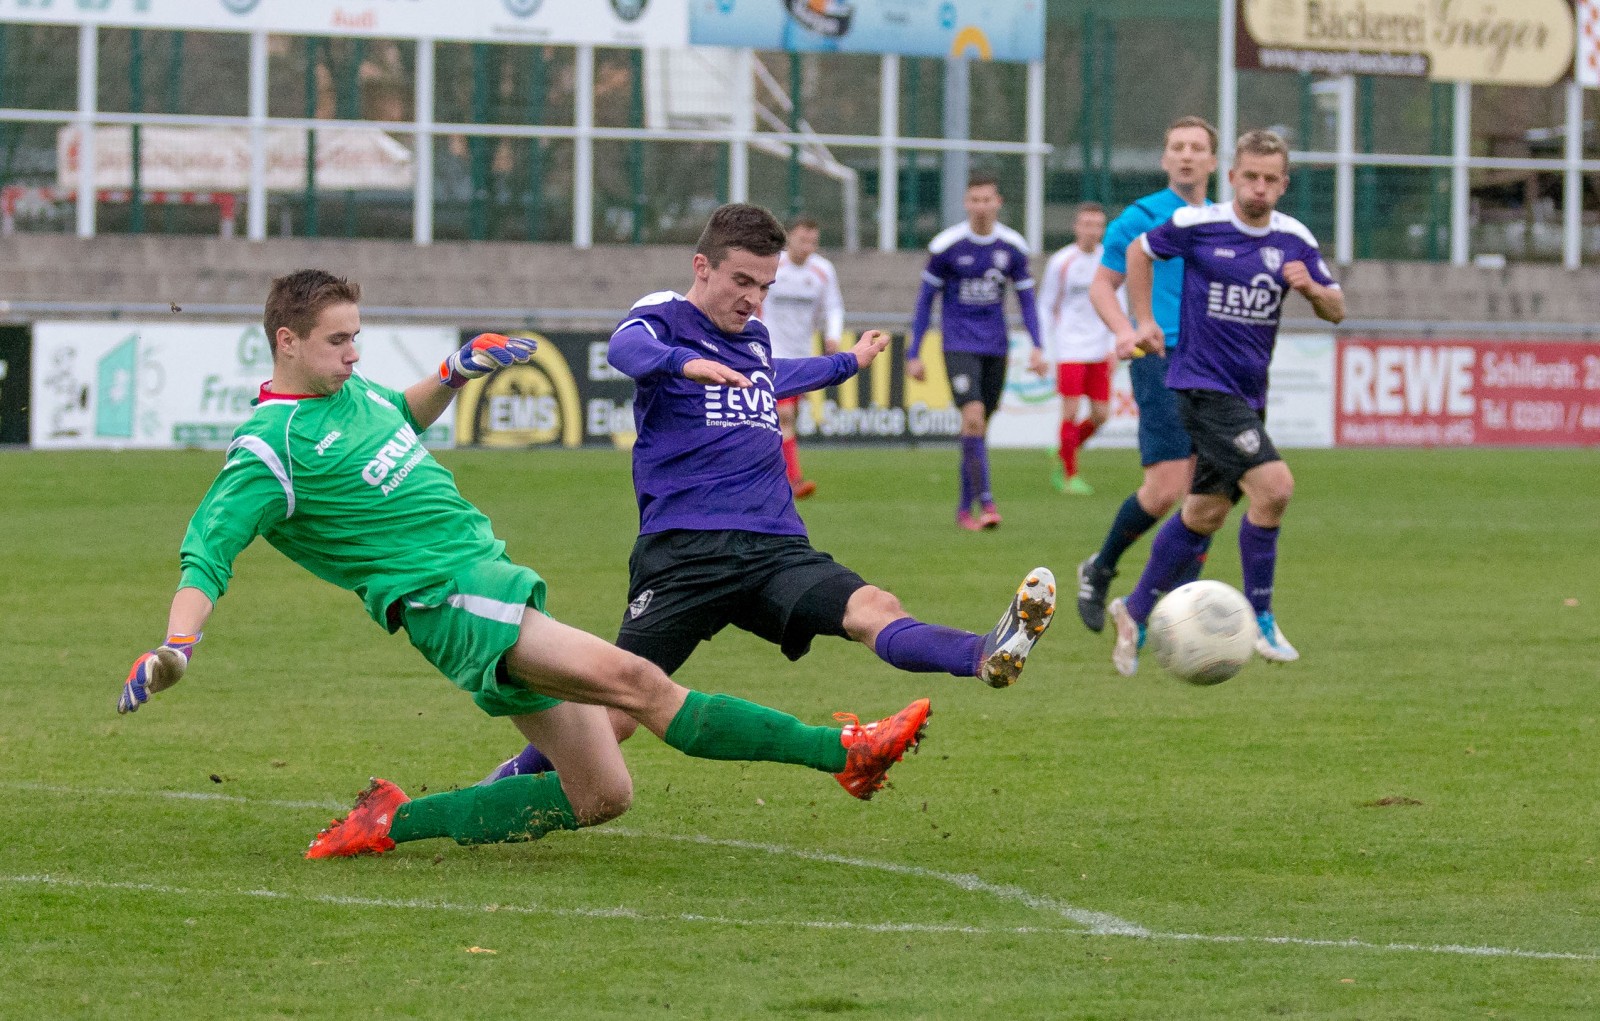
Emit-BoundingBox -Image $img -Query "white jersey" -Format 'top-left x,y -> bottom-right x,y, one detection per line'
760,250 -> 845,360
1039,242 -> 1116,363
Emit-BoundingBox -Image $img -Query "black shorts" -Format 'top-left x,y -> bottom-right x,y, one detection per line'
616,529 -> 868,675
943,351 -> 1007,417
1176,389 -> 1281,502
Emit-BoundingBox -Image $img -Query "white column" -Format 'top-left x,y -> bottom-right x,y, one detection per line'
573,44 -> 594,249
246,31 -> 268,241
1563,78 -> 1583,270
1451,81 -> 1471,266
728,48 -> 752,203
1217,0 -> 1237,201
76,24 -> 97,238
877,53 -> 899,252
940,57 -> 970,226
1334,74 -> 1354,266
413,38 -> 435,246
1024,59 -> 1045,253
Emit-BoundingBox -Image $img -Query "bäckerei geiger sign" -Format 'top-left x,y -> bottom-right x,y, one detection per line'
1237,0 -> 1575,86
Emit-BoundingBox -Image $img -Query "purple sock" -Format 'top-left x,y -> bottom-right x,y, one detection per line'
1238,518 -> 1280,615
480,743 -> 555,786
964,435 -> 994,505
1173,536 -> 1213,588
957,437 -> 976,512
1126,514 -> 1213,622
873,616 -> 985,677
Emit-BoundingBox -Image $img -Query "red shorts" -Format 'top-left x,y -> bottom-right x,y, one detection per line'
777,396 -> 800,410
1057,360 -> 1112,402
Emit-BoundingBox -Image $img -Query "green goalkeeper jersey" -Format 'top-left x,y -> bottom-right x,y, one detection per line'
178,374 -> 504,628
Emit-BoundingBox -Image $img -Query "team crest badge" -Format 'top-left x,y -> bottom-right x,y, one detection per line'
1260,247 -> 1283,272
628,590 -> 654,620
747,342 -> 769,367
994,251 -> 1010,271
1233,429 -> 1262,456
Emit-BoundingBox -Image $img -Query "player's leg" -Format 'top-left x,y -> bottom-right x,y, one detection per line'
1054,363 -> 1081,492
974,354 -> 1007,528
945,351 -> 987,529
777,397 -> 815,498
1237,455 -> 1298,662
1067,361 -> 1114,496
1108,491 -> 1228,677
1076,354 -> 1193,632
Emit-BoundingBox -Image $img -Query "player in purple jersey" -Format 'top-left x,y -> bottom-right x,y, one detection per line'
481,204 -> 1058,785
1107,130 -> 1345,676
908,172 -> 1047,531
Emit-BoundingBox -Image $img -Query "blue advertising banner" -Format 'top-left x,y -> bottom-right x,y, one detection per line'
690,0 -> 1044,62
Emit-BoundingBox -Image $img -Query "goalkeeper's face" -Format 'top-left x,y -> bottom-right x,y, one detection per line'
280,301 -> 362,396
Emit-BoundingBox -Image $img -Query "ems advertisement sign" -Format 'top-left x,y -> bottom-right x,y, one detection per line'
1237,0 -> 1576,86
1335,338 -> 1600,446
30,322 -> 457,450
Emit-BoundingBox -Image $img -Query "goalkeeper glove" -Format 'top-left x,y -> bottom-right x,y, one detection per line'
118,633 -> 201,715
438,333 -> 537,389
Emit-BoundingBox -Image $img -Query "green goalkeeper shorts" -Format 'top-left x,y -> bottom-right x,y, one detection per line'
399,558 -> 564,718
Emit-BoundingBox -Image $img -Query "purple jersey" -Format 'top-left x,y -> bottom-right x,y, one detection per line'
609,291 -> 860,537
910,222 -> 1040,357
1141,205 -> 1339,409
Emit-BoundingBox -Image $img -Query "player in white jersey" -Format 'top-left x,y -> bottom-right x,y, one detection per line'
1039,202 -> 1116,496
760,215 -> 846,499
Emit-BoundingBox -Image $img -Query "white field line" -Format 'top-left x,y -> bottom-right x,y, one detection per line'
8,782 -> 1599,962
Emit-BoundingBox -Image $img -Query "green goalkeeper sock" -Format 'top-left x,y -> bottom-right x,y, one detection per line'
389,773 -> 579,846
663,691 -> 847,773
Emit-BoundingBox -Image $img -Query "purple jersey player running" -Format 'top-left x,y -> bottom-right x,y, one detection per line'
1108,130 -> 1345,676
908,172 -> 1048,531
483,204 -> 1057,785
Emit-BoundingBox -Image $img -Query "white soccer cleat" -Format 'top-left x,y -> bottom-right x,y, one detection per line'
978,567 -> 1057,688
1109,597 -> 1141,677
1254,612 -> 1300,663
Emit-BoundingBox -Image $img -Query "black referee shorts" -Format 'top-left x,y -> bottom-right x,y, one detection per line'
1177,388 -> 1282,503
615,529 -> 868,675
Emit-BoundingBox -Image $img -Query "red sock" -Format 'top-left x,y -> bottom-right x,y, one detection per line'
782,436 -> 802,483
1077,419 -> 1100,450
1059,420 -> 1079,476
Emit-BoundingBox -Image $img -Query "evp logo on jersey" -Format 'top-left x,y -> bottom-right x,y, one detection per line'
1206,273 -> 1284,325
703,370 -> 778,431
958,269 -> 1007,307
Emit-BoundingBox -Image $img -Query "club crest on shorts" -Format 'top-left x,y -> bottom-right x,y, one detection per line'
628,590 -> 654,619
951,373 -> 972,394
1233,428 -> 1262,456
1260,246 -> 1283,272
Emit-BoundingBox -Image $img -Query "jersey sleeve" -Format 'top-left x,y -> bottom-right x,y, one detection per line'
819,264 -> 845,343
774,351 -> 858,399
1037,250 -> 1067,339
1098,209 -> 1144,276
176,444 -> 292,602
360,378 -> 423,433
1301,242 -> 1341,289
1141,219 -> 1191,262
608,315 -> 695,382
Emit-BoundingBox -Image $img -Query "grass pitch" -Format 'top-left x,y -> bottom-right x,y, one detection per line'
3,444 -> 1598,1019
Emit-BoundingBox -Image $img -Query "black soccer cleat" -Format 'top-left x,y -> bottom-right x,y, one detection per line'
1075,555 -> 1116,634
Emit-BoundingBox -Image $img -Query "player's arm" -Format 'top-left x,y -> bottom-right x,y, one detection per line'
1010,252 -> 1047,375
1092,210 -> 1143,352
772,330 -> 888,399
906,259 -> 942,382
1283,258 -> 1345,324
820,265 -> 846,355
1036,252 -> 1065,347
608,318 -> 750,388
1123,238 -> 1164,357
405,332 -> 540,426
119,454 -> 285,714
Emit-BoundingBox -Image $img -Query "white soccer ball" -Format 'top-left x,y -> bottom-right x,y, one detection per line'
1146,580 -> 1256,685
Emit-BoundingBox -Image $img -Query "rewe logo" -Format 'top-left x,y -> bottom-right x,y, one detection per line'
1341,344 -> 1475,416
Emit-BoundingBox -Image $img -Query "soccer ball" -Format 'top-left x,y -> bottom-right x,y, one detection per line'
1146,580 -> 1256,685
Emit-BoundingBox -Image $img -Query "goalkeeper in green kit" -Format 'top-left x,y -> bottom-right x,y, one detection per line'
118,269 -> 931,859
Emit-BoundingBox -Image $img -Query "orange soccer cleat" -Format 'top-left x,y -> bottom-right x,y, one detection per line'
305,778 -> 411,859
791,478 -> 818,500
832,698 -> 932,800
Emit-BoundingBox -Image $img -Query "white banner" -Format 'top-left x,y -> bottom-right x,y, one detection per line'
58,125 -> 414,192
990,331 -> 1336,450
0,0 -> 686,47
31,322 -> 458,450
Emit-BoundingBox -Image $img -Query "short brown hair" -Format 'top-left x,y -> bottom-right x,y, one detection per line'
1235,128 -> 1291,168
696,203 -> 786,266
1165,115 -> 1219,155
1074,201 -> 1106,218
787,214 -> 820,232
264,270 -> 361,352
967,171 -> 1000,192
